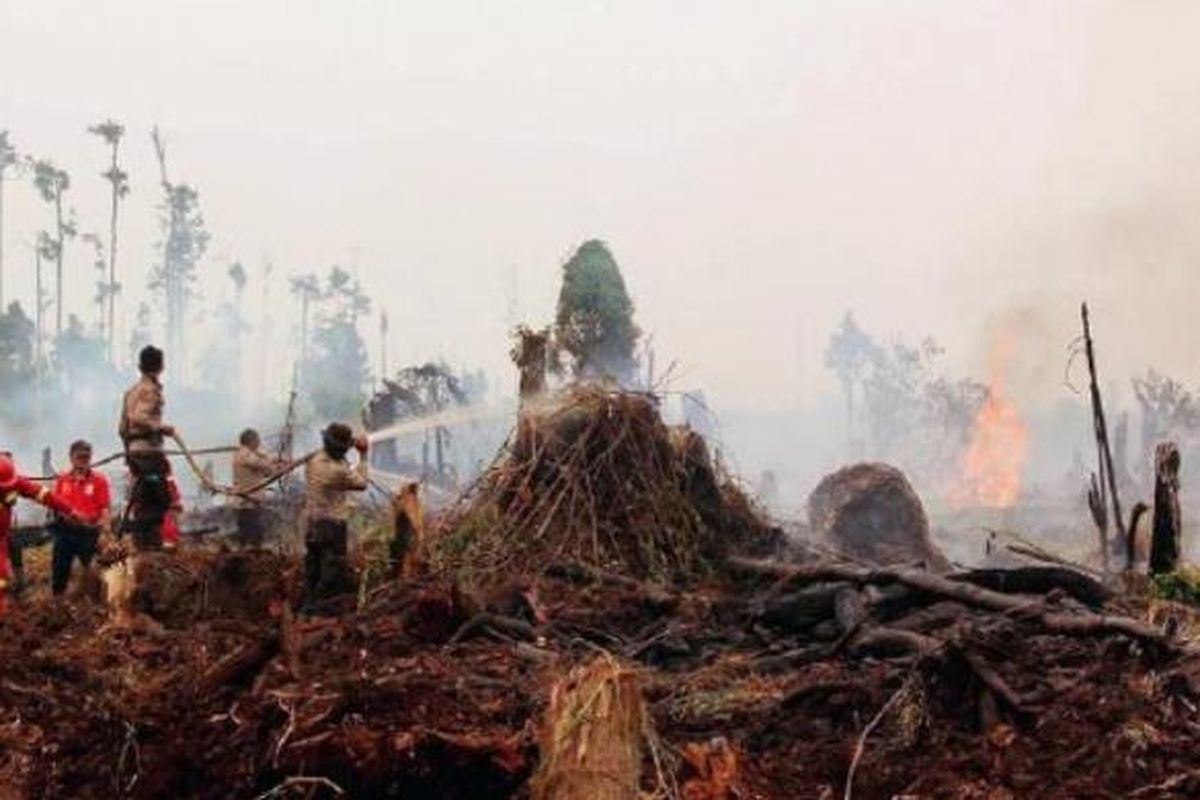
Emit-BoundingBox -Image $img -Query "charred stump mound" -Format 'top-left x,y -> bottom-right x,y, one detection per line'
808,462 -> 948,569
433,388 -> 779,584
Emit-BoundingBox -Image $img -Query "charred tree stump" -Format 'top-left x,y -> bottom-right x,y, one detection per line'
1151,442 -> 1182,575
512,325 -> 551,403
530,657 -> 646,800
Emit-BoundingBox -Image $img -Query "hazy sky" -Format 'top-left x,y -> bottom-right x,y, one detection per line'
2,1 -> 1199,413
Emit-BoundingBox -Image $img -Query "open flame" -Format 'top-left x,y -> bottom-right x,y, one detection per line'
952,334 -> 1029,508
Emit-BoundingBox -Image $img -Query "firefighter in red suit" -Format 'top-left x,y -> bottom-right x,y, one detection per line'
0,454 -> 79,615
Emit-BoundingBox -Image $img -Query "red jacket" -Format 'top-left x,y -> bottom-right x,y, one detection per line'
1,477 -> 72,587
2,477 -> 72,538
52,470 -> 112,526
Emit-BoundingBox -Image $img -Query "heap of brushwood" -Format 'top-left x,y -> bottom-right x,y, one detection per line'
431,387 -> 781,584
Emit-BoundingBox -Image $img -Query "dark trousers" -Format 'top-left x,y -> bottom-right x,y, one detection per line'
304,519 -> 354,611
235,508 -> 268,549
51,522 -> 99,595
8,536 -> 23,587
9,528 -> 52,593
126,452 -> 170,551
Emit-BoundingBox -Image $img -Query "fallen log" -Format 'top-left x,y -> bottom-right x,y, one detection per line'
757,582 -> 850,632
1003,542 -> 1101,577
886,601 -> 969,633
729,557 -> 1173,650
530,657 -> 646,800
850,627 -> 941,658
199,633 -> 280,694
950,566 -> 1111,609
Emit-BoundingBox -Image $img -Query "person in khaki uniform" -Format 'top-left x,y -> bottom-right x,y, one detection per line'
231,428 -> 282,548
303,422 -> 369,612
119,346 -> 175,551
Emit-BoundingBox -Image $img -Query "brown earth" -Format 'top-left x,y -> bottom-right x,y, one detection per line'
1,544 -> 1199,799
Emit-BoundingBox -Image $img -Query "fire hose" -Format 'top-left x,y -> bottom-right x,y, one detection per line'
28,437 -> 316,501
167,432 -> 317,500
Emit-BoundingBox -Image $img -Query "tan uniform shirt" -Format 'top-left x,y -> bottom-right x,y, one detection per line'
303,451 -> 368,523
119,375 -> 166,453
232,446 -> 276,508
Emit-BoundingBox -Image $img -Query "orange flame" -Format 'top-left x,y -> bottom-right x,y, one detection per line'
952,335 -> 1029,508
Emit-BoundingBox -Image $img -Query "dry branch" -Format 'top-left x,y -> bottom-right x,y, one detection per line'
844,676 -> 914,800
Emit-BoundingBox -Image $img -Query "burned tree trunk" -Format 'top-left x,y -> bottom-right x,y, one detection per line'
1081,303 -> 1125,573
1150,442 -> 1182,575
512,325 -> 551,403
530,657 -> 645,800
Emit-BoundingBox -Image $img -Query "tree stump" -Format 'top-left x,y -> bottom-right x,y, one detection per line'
530,657 -> 645,800
1150,442 -> 1182,575
808,463 -> 949,570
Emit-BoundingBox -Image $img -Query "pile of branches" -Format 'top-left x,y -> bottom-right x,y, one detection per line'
433,387 -> 778,584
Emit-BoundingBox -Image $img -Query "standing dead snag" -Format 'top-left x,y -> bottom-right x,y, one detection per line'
511,325 -> 551,402
531,657 -> 646,800
1151,442 -> 1182,575
1081,302 -> 1125,572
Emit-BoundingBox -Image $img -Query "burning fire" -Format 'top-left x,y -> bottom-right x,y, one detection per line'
952,335 -> 1029,508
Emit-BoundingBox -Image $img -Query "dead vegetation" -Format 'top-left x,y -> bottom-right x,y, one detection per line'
3,390 -> 1200,799
431,387 -> 781,585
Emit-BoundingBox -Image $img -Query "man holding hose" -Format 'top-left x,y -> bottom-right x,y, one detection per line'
118,345 -> 175,551
303,422 -> 369,613
50,440 -> 112,595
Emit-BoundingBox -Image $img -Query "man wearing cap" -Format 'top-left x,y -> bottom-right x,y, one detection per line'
49,441 -> 113,595
302,422 -> 369,611
119,345 -> 176,550
231,428 -> 283,548
0,454 -> 79,614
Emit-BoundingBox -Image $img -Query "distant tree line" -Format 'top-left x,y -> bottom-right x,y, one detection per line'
824,311 -> 989,486
0,123 -> 389,440
0,121 -> 646,444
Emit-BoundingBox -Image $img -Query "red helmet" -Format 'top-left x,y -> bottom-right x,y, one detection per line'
0,455 -> 15,490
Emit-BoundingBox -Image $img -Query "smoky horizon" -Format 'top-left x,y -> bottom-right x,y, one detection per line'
2,1 -> 1200,516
